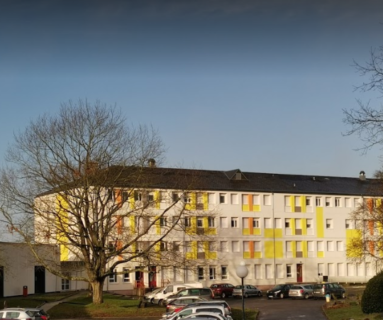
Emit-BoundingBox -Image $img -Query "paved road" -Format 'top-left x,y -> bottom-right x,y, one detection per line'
226,297 -> 327,320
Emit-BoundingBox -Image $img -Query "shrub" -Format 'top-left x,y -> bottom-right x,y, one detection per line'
361,271 -> 383,314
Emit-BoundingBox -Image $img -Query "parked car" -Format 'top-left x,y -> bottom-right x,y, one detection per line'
0,308 -> 50,320
153,283 -> 203,305
162,305 -> 231,320
144,287 -> 164,303
183,300 -> 232,318
164,288 -> 214,305
288,284 -> 314,299
232,285 -> 262,298
266,284 -> 292,299
182,312 -> 229,320
165,297 -> 207,313
312,283 -> 346,299
210,283 -> 235,298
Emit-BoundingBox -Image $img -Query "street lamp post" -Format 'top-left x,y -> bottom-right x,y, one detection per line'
236,261 -> 249,320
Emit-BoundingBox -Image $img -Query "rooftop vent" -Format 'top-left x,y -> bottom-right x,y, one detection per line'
359,171 -> 366,181
148,159 -> 156,168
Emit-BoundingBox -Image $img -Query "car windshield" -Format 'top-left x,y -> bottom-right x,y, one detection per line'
234,285 -> 243,289
290,286 -> 301,289
272,285 -> 283,290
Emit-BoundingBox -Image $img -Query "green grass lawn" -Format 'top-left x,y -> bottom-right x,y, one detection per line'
47,293 -> 257,320
0,292 -> 78,308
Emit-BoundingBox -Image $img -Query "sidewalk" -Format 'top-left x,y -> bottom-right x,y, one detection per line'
41,291 -> 86,312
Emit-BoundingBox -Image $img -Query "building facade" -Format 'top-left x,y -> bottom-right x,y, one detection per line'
37,167 -> 383,292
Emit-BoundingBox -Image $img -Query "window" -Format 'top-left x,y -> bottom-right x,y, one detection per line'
285,196 -> 291,206
243,241 -> 249,252
255,264 -> 262,279
221,266 -> 228,280
160,191 -> 168,202
253,218 -> 260,228
328,263 -> 335,276
232,241 -> 240,252
160,217 -> 167,227
335,197 -> 341,207
209,266 -> 216,280
254,241 -> 261,251
231,217 -> 238,228
306,219 -> 313,231
208,193 -> 215,204
220,241 -> 228,252
185,242 -> 192,252
208,217 -> 215,227
345,219 -> 353,229
286,264 -> 292,278
325,197 -> 331,207
307,241 -> 314,257
306,197 -> 311,206
253,195 -> 260,205
196,193 -> 203,209
219,193 -> 226,204
336,241 -> 343,251
123,268 -> 130,282
317,241 -> 324,252
198,267 -> 204,280
197,218 -> 203,228
316,197 -> 322,207
326,219 -> 333,229
345,197 -> 351,208
264,218 -> 272,228
276,264 -> 283,279
109,272 -> 117,283
354,198 -> 360,207
327,241 -> 334,251
61,277 -> 70,290
220,217 -> 228,228
160,241 -> 168,251
265,264 -> 273,279
285,219 -> 290,228
173,241 -> 181,252
318,263 -> 324,276
209,242 -> 217,252
184,217 -> 191,227
274,218 -> 281,228
263,194 -> 271,205
231,194 -> 238,204
184,193 -> 192,203
172,192 -> 180,202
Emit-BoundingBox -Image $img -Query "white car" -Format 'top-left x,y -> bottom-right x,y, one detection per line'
161,305 -> 232,320
144,287 -> 164,303
182,312 -> 228,320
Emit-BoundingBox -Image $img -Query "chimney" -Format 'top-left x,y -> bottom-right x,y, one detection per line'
359,171 -> 366,181
148,159 -> 156,168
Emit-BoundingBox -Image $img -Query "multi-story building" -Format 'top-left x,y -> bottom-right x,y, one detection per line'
36,166 -> 382,292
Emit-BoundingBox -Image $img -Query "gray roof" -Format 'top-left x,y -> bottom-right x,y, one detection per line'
104,166 -> 380,197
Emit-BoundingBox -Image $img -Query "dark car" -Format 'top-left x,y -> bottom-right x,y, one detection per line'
266,284 -> 292,299
312,283 -> 346,299
164,288 -> 214,305
210,283 -> 235,298
165,296 -> 207,313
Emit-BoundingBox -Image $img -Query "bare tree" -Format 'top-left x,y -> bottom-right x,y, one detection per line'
343,46 -> 383,153
0,100 -> 217,304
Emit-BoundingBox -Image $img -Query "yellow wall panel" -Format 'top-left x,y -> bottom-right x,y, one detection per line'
242,205 -> 250,212
275,241 -> 283,258
274,229 -> 283,238
317,251 -> 324,258
290,196 -> 295,212
265,241 -> 275,258
316,207 -> 324,238
203,193 -> 208,211
243,228 -> 250,235
254,251 -> 262,258
264,229 -> 274,238
254,228 -> 261,235
243,252 -> 250,259
301,196 -> 306,213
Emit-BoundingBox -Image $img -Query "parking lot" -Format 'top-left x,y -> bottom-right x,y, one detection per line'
226,296 -> 327,320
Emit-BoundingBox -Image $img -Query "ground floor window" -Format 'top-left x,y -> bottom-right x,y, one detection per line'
61,278 -> 70,290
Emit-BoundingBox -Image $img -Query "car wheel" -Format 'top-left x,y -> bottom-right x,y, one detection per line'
244,293 -> 249,298
258,292 -> 262,297
304,293 -> 309,300
341,292 -> 346,299
158,299 -> 162,306
280,293 -> 284,299
222,292 -> 226,299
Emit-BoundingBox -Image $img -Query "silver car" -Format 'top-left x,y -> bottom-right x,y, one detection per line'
232,285 -> 262,298
288,284 -> 314,299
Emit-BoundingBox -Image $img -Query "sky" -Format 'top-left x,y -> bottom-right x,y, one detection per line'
1,0 -> 383,179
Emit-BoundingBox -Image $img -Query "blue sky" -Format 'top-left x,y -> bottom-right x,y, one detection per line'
1,0 -> 383,178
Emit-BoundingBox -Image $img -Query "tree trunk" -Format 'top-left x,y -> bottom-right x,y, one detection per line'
91,280 -> 104,304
